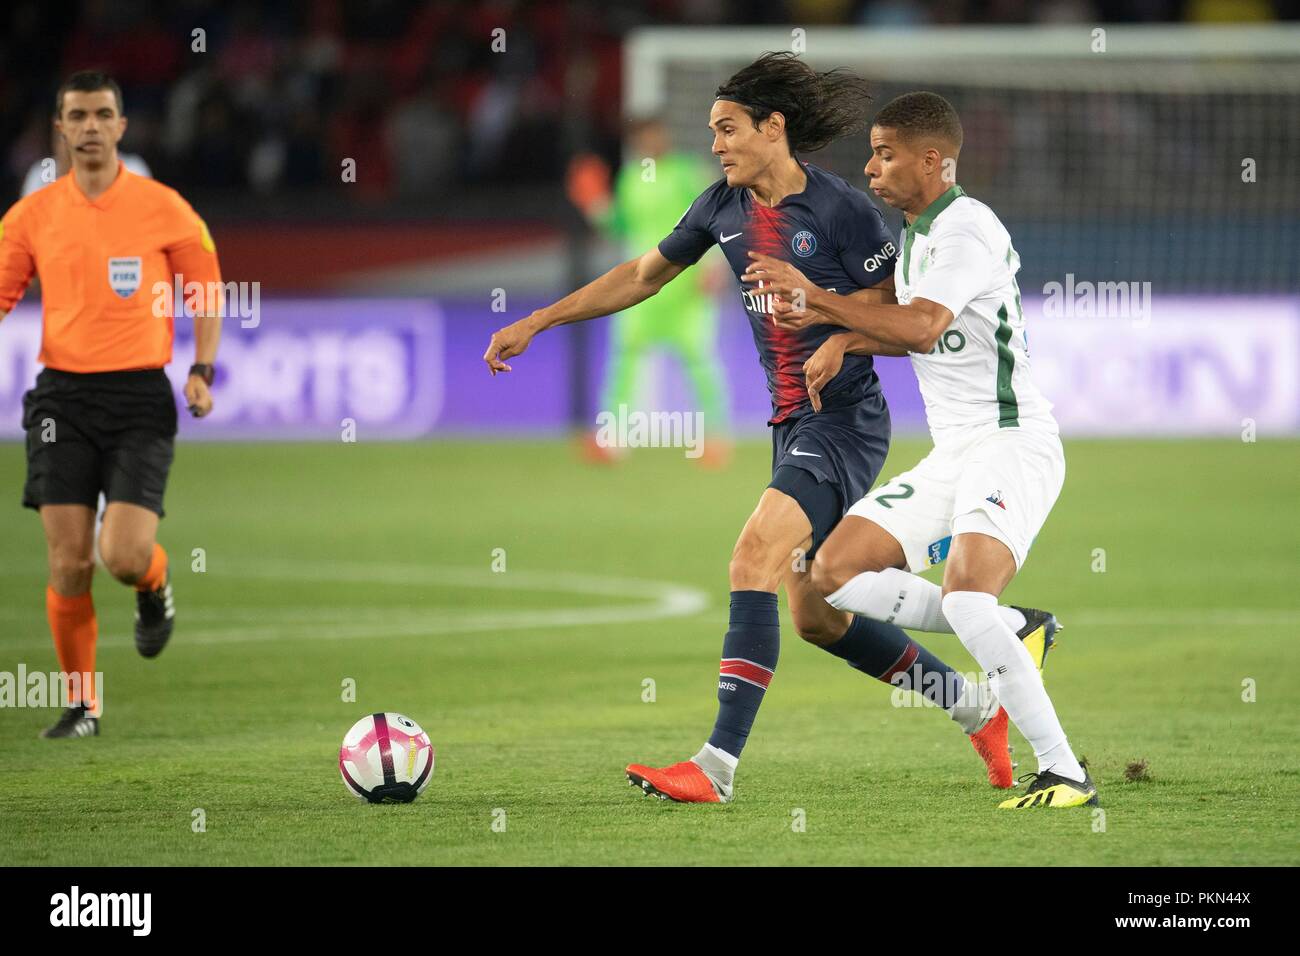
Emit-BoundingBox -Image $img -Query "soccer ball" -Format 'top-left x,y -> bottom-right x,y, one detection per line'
338,712 -> 435,804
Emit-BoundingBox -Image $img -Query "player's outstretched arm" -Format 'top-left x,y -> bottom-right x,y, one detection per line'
836,287 -> 909,357
483,248 -> 685,375
743,251 -> 944,352
803,322 -> 909,413
830,330 -> 909,358
807,290 -> 952,353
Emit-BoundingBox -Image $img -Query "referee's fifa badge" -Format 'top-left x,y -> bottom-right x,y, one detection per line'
108,256 -> 142,298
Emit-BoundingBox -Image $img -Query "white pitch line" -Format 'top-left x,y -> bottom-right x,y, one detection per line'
0,555 -> 1295,647
0,562 -> 712,649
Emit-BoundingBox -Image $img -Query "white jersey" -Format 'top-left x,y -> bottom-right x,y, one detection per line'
894,185 -> 1056,447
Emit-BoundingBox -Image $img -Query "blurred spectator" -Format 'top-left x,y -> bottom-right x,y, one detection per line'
387,76 -> 460,197
1,0 -> 1279,210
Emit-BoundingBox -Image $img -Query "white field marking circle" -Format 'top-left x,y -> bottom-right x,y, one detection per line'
0,603 -> 1295,648
0,561 -> 712,648
0,557 -> 1294,644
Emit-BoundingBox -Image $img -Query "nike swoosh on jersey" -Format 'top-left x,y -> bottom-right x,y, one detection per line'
720,232 -> 742,243
789,447 -> 821,457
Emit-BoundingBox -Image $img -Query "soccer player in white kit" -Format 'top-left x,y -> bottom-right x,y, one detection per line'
743,91 -> 1097,809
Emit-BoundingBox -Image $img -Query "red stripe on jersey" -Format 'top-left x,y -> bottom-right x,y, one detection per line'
746,203 -> 805,423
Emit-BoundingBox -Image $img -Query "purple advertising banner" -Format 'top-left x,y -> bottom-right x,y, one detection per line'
0,300 -> 444,440
434,296 -> 926,433
0,295 -> 1296,438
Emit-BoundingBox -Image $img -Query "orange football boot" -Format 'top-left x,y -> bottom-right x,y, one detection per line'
969,706 -> 1015,788
626,760 -> 727,803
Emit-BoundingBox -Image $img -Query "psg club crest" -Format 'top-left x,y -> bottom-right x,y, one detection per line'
791,230 -> 817,257
107,257 -> 142,298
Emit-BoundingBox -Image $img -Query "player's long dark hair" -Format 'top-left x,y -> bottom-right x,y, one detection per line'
714,51 -> 872,154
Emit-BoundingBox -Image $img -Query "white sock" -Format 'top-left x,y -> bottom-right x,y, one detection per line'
941,590 -> 1084,782
946,676 -> 999,735
826,568 -> 1027,634
692,743 -> 737,794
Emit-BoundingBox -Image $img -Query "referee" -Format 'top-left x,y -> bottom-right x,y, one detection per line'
0,72 -> 223,739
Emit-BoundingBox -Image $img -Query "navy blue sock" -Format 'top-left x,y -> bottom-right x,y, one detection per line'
707,590 -> 779,759
823,614 -> 964,709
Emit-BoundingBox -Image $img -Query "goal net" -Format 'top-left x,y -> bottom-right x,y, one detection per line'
624,25 -> 1300,294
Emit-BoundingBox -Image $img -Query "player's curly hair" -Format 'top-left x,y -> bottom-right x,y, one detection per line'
714,51 -> 873,155
873,91 -> 964,150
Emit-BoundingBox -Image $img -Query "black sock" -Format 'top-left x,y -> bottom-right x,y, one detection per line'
822,615 -> 965,709
707,590 -> 779,758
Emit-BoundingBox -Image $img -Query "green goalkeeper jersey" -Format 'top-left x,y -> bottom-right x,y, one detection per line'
597,151 -> 728,428
604,152 -> 715,306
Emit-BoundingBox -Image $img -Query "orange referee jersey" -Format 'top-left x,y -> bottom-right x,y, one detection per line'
0,161 -> 221,373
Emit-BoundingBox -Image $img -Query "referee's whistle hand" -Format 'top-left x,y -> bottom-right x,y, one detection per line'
185,377 -> 214,418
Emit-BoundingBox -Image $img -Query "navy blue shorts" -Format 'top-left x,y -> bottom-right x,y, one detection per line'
768,389 -> 891,557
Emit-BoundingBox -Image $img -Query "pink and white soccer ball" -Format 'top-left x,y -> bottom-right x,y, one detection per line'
338,712 -> 435,803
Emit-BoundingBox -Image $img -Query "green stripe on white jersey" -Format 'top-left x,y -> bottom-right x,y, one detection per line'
895,186 -> 1055,446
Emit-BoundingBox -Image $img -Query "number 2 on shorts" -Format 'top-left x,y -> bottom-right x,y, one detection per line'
874,483 -> 914,509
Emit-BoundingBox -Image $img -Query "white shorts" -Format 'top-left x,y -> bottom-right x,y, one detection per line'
845,427 -> 1065,572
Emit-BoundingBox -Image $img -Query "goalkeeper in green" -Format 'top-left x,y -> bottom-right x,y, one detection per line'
571,117 -> 732,465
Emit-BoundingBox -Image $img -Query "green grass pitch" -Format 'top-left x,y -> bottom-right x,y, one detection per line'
0,437 -> 1296,865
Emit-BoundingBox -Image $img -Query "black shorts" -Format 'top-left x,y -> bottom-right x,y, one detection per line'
22,368 -> 178,517
768,389 -> 891,557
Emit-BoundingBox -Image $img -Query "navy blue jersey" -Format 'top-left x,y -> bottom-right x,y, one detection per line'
658,161 -> 897,424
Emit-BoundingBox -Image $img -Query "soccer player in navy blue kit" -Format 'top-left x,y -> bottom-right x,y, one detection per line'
485,54 -> 1036,802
